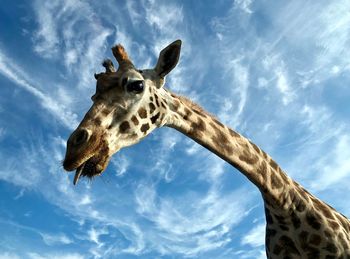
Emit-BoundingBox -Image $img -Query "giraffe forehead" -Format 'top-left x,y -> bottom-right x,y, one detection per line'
123,69 -> 144,81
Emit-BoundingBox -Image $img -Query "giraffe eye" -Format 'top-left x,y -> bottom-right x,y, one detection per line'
126,80 -> 144,93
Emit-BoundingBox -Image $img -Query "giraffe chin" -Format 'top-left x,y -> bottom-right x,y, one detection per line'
73,156 -> 102,185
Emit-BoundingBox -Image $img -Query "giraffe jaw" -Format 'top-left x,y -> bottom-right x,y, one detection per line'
73,156 -> 99,185
68,154 -> 108,185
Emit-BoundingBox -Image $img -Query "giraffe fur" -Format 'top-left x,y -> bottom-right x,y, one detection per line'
63,40 -> 350,258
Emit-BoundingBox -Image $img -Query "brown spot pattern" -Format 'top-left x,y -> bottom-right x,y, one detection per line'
209,122 -> 219,132
313,199 -> 334,219
323,243 -> 338,254
155,94 -> 160,106
94,117 -> 102,126
189,117 -> 206,139
149,103 -> 156,113
193,109 -> 203,116
101,109 -> 110,116
151,112 -> 160,124
213,118 -> 224,128
256,160 -> 268,182
328,220 -> 340,230
270,159 -> 279,170
299,231 -> 308,246
239,149 -> 259,164
306,212 -> 321,230
279,224 -> 289,231
141,123 -> 150,133
183,107 -> 192,120
250,141 -> 261,154
279,235 -> 300,255
273,244 -> 283,255
291,211 -> 301,229
229,129 -> 240,138
279,168 -> 290,183
270,173 -> 283,189
211,130 -> 234,155
263,151 -> 268,159
296,198 -> 306,212
159,113 -> 165,123
170,99 -> 180,112
131,115 -> 139,126
119,121 -> 130,133
138,107 -> 147,118
309,234 -> 322,246
266,227 -> 277,237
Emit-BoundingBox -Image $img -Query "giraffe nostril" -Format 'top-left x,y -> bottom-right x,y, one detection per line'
72,129 -> 89,146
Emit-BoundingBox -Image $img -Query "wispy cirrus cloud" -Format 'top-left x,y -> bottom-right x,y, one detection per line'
0,48 -> 78,129
241,222 -> 265,248
134,183 -> 253,257
234,0 -> 254,14
309,134 -> 350,192
0,252 -> 21,259
39,232 -> 73,246
1,0 -> 349,258
0,133 -> 148,258
28,252 -> 84,259
208,0 -> 350,257
32,0 -> 113,90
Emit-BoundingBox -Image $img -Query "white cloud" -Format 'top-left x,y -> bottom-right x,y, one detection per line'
32,1 -> 60,58
14,189 -> 25,200
111,154 -> 130,177
145,129 -> 182,182
134,183 -> 253,256
0,252 -> 21,259
0,134 -> 150,257
32,0 -> 113,91
234,0 -> 254,14
185,139 -> 202,155
222,57 -> 249,127
140,0 -> 196,95
79,194 -> 92,205
241,223 -> 265,247
1,1 -> 349,258
125,0 -> 142,25
310,134 -> 350,191
28,252 -> 84,259
313,1 -> 350,76
40,232 -> 73,246
77,28 -> 112,90
266,1 -> 350,88
0,48 -> 78,129
144,1 -> 183,33
260,54 -> 296,105
32,0 -> 93,59
235,249 -> 266,259
88,227 -> 108,247
275,68 -> 294,105
257,77 -> 268,88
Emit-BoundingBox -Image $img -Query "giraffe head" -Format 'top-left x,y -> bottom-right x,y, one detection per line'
63,40 -> 182,184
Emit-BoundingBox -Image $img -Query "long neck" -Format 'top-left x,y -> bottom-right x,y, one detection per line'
164,93 -> 293,208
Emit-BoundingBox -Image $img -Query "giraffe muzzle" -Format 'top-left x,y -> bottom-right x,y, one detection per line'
73,155 -> 103,185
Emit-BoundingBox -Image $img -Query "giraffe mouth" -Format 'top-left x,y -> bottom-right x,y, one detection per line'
73,156 -> 101,185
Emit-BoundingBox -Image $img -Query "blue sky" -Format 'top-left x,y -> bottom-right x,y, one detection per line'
0,0 -> 350,258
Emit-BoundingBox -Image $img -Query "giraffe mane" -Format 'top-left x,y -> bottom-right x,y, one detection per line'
175,93 -> 216,119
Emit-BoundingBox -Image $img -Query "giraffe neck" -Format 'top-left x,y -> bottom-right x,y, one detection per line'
164,92 -> 293,209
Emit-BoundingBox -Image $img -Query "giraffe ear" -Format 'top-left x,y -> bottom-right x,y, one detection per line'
155,40 -> 182,79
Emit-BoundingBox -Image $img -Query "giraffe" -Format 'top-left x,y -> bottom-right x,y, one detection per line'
63,40 -> 350,258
